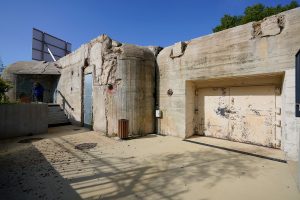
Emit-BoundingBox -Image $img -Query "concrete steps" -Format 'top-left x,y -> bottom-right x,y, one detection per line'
48,104 -> 70,127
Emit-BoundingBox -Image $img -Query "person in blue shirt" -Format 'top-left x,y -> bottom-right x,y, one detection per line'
32,82 -> 44,102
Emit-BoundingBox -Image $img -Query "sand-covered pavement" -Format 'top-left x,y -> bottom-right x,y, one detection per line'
0,125 -> 299,200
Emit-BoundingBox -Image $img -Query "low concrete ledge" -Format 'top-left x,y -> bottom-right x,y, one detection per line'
0,104 -> 48,139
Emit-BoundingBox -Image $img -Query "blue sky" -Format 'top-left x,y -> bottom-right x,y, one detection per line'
0,0 -> 297,65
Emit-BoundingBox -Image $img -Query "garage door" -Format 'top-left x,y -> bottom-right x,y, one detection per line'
197,86 -> 279,148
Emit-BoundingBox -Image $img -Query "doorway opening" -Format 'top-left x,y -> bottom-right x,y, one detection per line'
83,73 -> 93,129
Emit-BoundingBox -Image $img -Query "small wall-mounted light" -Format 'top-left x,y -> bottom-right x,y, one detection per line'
167,89 -> 173,96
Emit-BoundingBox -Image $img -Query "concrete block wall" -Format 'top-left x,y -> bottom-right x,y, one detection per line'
0,104 -> 48,139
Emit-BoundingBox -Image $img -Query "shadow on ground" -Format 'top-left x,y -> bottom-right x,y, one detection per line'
0,132 -> 275,200
49,136 -> 258,200
0,142 -> 82,200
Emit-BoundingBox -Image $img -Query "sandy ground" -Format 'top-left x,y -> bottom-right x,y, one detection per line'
0,125 -> 299,200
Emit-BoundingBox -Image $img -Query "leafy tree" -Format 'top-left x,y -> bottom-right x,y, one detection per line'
241,3 -> 265,24
0,77 -> 12,103
213,1 -> 299,32
213,15 -> 242,32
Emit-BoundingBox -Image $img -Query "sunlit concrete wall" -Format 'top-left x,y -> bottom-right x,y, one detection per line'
55,35 -> 158,136
157,8 -> 300,160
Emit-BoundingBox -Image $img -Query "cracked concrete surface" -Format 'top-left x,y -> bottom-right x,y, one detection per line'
0,125 -> 299,200
55,34 -> 156,136
252,14 -> 285,38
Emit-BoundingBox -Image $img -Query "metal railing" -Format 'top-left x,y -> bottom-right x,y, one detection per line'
54,90 -> 74,117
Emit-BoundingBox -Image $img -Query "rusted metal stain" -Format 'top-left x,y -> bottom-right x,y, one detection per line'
197,85 -> 279,148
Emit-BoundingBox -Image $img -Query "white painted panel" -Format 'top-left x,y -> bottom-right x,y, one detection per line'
229,86 -> 277,147
197,85 -> 278,148
198,88 -> 230,138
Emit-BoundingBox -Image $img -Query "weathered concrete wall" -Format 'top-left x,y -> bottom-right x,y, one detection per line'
0,104 -> 48,139
56,35 -> 156,136
55,45 -> 85,125
157,8 -> 300,160
282,69 -> 300,159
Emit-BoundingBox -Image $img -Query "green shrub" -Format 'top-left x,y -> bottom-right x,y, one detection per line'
0,77 -> 12,104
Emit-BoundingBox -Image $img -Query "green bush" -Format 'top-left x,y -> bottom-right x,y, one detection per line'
213,1 -> 299,32
0,77 -> 12,104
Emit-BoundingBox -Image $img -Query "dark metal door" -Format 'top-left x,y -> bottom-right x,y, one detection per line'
84,73 -> 93,127
296,50 -> 300,117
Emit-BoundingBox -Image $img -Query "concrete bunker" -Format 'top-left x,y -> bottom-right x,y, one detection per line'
1,8 -> 299,162
157,8 -> 300,160
55,35 -> 157,136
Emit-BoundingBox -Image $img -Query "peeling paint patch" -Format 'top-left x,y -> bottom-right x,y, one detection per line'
215,106 -> 237,119
197,85 -> 278,148
215,107 -> 227,118
264,114 -> 273,126
241,122 -> 249,139
250,108 -> 261,116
